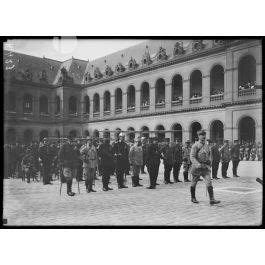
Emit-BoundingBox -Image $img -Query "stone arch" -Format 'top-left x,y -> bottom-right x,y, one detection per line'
190,70 -> 202,98
210,65 -> 224,95
238,116 -> 256,143
39,130 -> 49,141
127,127 -> 135,142
238,55 -> 256,89
155,78 -> 165,104
55,96 -> 61,114
115,88 -> 122,110
23,93 -> 33,113
140,81 -> 150,106
5,91 -> 16,111
189,121 -> 202,142
5,128 -> 16,144
141,125 -> 150,138
155,124 -> 165,141
209,120 -> 224,144
171,123 -> 183,142
84,95 -> 90,114
171,74 -> 183,101
127,85 -> 136,109
23,129 -> 33,144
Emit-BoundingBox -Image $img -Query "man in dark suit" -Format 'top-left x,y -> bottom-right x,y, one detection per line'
146,137 -> 162,189
172,138 -> 183,183
210,140 -> 221,180
230,140 -> 240,178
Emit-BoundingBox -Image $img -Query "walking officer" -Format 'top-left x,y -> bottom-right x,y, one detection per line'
146,137 -> 162,189
58,137 -> 77,196
182,140 -> 192,182
129,136 -> 143,187
219,140 -> 231,178
190,130 -> 221,205
98,135 -> 114,191
113,132 -> 129,189
80,136 -> 98,193
230,140 -> 240,177
172,138 -> 183,183
210,140 -> 221,180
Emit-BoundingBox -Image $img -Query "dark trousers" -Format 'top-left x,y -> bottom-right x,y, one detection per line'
164,163 -> 173,182
42,164 -> 51,184
148,163 -> 160,187
173,162 -> 181,181
232,159 -> 240,176
221,161 -> 229,177
76,164 -> 83,181
212,161 -> 220,178
141,157 -> 147,173
66,178 -> 73,194
102,166 -> 111,188
116,166 -> 126,187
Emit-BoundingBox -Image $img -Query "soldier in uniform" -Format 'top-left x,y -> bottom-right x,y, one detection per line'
172,138 -> 183,183
113,133 -> 129,189
21,147 -> 35,183
161,138 -> 174,184
219,140 -> 231,178
250,144 -> 257,161
141,137 -> 148,174
129,136 -> 143,187
257,142 -> 262,161
230,140 -> 240,177
239,143 -> 244,161
58,137 -> 77,196
38,138 -> 53,185
80,137 -> 98,193
210,140 -> 221,180
146,137 -> 162,189
244,143 -> 250,161
182,140 -> 192,182
190,130 -> 221,205
98,136 -> 114,191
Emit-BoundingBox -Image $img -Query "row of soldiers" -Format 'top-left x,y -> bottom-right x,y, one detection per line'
239,142 -> 263,161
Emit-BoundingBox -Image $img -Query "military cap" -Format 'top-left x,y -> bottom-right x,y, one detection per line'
86,136 -> 91,141
197,129 -> 206,136
43,138 -> 48,141
119,132 -> 125,137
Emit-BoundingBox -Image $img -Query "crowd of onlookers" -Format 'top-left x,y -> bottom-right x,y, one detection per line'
141,100 -> 150,107
190,93 -> 202,99
172,96 -> 183,102
211,88 -> 224,96
238,81 -> 256,91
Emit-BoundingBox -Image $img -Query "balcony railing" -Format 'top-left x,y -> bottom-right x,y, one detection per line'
190,97 -> 202,104
115,108 -> 122,114
83,113 -> 90,119
93,112 -> 100,117
127,106 -> 135,112
210,94 -> 224,101
155,102 -> 165,108
104,110 -> 111,116
68,112 -> 78,117
140,104 -> 150,110
171,100 -> 183,106
238,88 -> 256,97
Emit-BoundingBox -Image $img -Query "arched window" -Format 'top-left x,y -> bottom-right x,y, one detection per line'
190,122 -> 202,142
115,88 -> 122,111
155,78 -> 165,105
55,96 -> 61,114
238,55 -> 256,90
23,94 -> 33,113
104,91 -> 111,112
210,120 -> 224,144
141,126 -> 149,138
127,127 -> 135,142
69,96 -> 77,114
39,130 -> 49,141
69,130 -> 77,138
93,129 -> 99,138
156,125 -> 165,141
5,91 -> 16,111
190,70 -> 202,99
172,123 -> 182,142
210,65 -> 224,95
172,75 -> 183,102
39,95 -> 48,114
93,93 -> 100,113
84,96 -> 90,114
238,116 -> 255,143
24,129 -> 33,144
127,85 -> 135,110
141,82 -> 150,107
5,128 -> 16,144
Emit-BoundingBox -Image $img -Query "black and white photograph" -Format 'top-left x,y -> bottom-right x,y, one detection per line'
2,38 -> 263,227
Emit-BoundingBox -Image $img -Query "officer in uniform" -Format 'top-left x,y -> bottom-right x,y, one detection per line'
239,143 -> 244,161
21,147 -> 35,183
58,137 -> 77,196
250,144 -> 257,161
219,140 -> 231,178
98,135 -> 114,191
146,137 -> 162,189
210,140 -> 221,180
257,142 -> 262,161
230,140 -> 240,177
141,137 -> 148,174
38,138 -> 53,185
80,136 -> 97,193
129,136 -> 143,187
244,143 -> 250,161
190,130 -> 221,205
172,138 -> 183,183
182,140 -> 192,182
161,138 -> 174,184
113,132 -> 129,189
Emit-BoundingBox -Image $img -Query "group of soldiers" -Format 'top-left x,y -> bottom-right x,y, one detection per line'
239,142 -> 263,161
3,131 -> 263,204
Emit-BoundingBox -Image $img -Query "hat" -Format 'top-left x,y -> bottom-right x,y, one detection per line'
43,138 -> 48,141
197,130 -> 206,136
141,136 -> 146,140
119,132 -> 125,137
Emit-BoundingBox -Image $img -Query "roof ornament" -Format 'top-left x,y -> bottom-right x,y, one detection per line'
141,46 -> 152,66
156,46 -> 168,61
58,67 -> 74,85
128,56 -> 138,71
173,41 -> 184,56
192,40 -> 203,52
84,72 -> 92,83
94,67 -> 103,79
115,62 -> 125,74
39,70 -> 48,83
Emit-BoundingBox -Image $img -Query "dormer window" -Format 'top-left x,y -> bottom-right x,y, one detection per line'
128,57 -> 138,71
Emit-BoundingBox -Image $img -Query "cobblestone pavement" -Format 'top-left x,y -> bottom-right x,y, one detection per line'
3,161 -> 263,226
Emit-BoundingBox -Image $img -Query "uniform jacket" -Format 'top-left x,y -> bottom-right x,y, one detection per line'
80,145 -> 98,168
146,143 -> 162,165
219,145 -> 231,163
211,145 -> 221,162
129,144 -> 143,166
38,144 -> 53,165
113,141 -> 129,165
22,154 -> 35,169
98,142 -> 114,168
230,144 -> 240,160
182,146 -> 191,164
172,143 -> 183,164
58,143 -> 77,168
190,141 -> 211,175
161,144 -> 174,165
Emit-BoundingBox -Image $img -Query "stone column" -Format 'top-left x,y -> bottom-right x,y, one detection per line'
99,96 -> 104,118
165,83 -> 172,110
256,125 -> 262,143
182,129 -> 190,143
224,109 -> 233,141
202,75 -> 210,105
225,51 -> 234,103
122,91 -> 127,114
182,79 -> 190,108
110,94 -> 115,116
135,89 -> 141,114
149,86 -> 155,112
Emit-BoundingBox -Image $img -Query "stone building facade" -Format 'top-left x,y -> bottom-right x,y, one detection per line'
4,39 -> 262,144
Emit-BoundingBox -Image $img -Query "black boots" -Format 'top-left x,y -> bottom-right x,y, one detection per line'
207,186 -> 220,205
190,186 -> 199,203
132,176 -> 137,187
184,172 -> 191,182
67,179 -> 75,196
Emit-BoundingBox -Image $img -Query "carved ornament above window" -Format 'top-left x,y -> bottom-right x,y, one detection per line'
192,40 -> 203,52
94,67 -> 103,79
141,50 -> 152,66
58,67 -> 74,85
115,62 -> 125,73
156,46 -> 168,61
105,65 -> 113,76
173,41 -> 184,56
84,72 -> 92,83
128,57 -> 138,70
